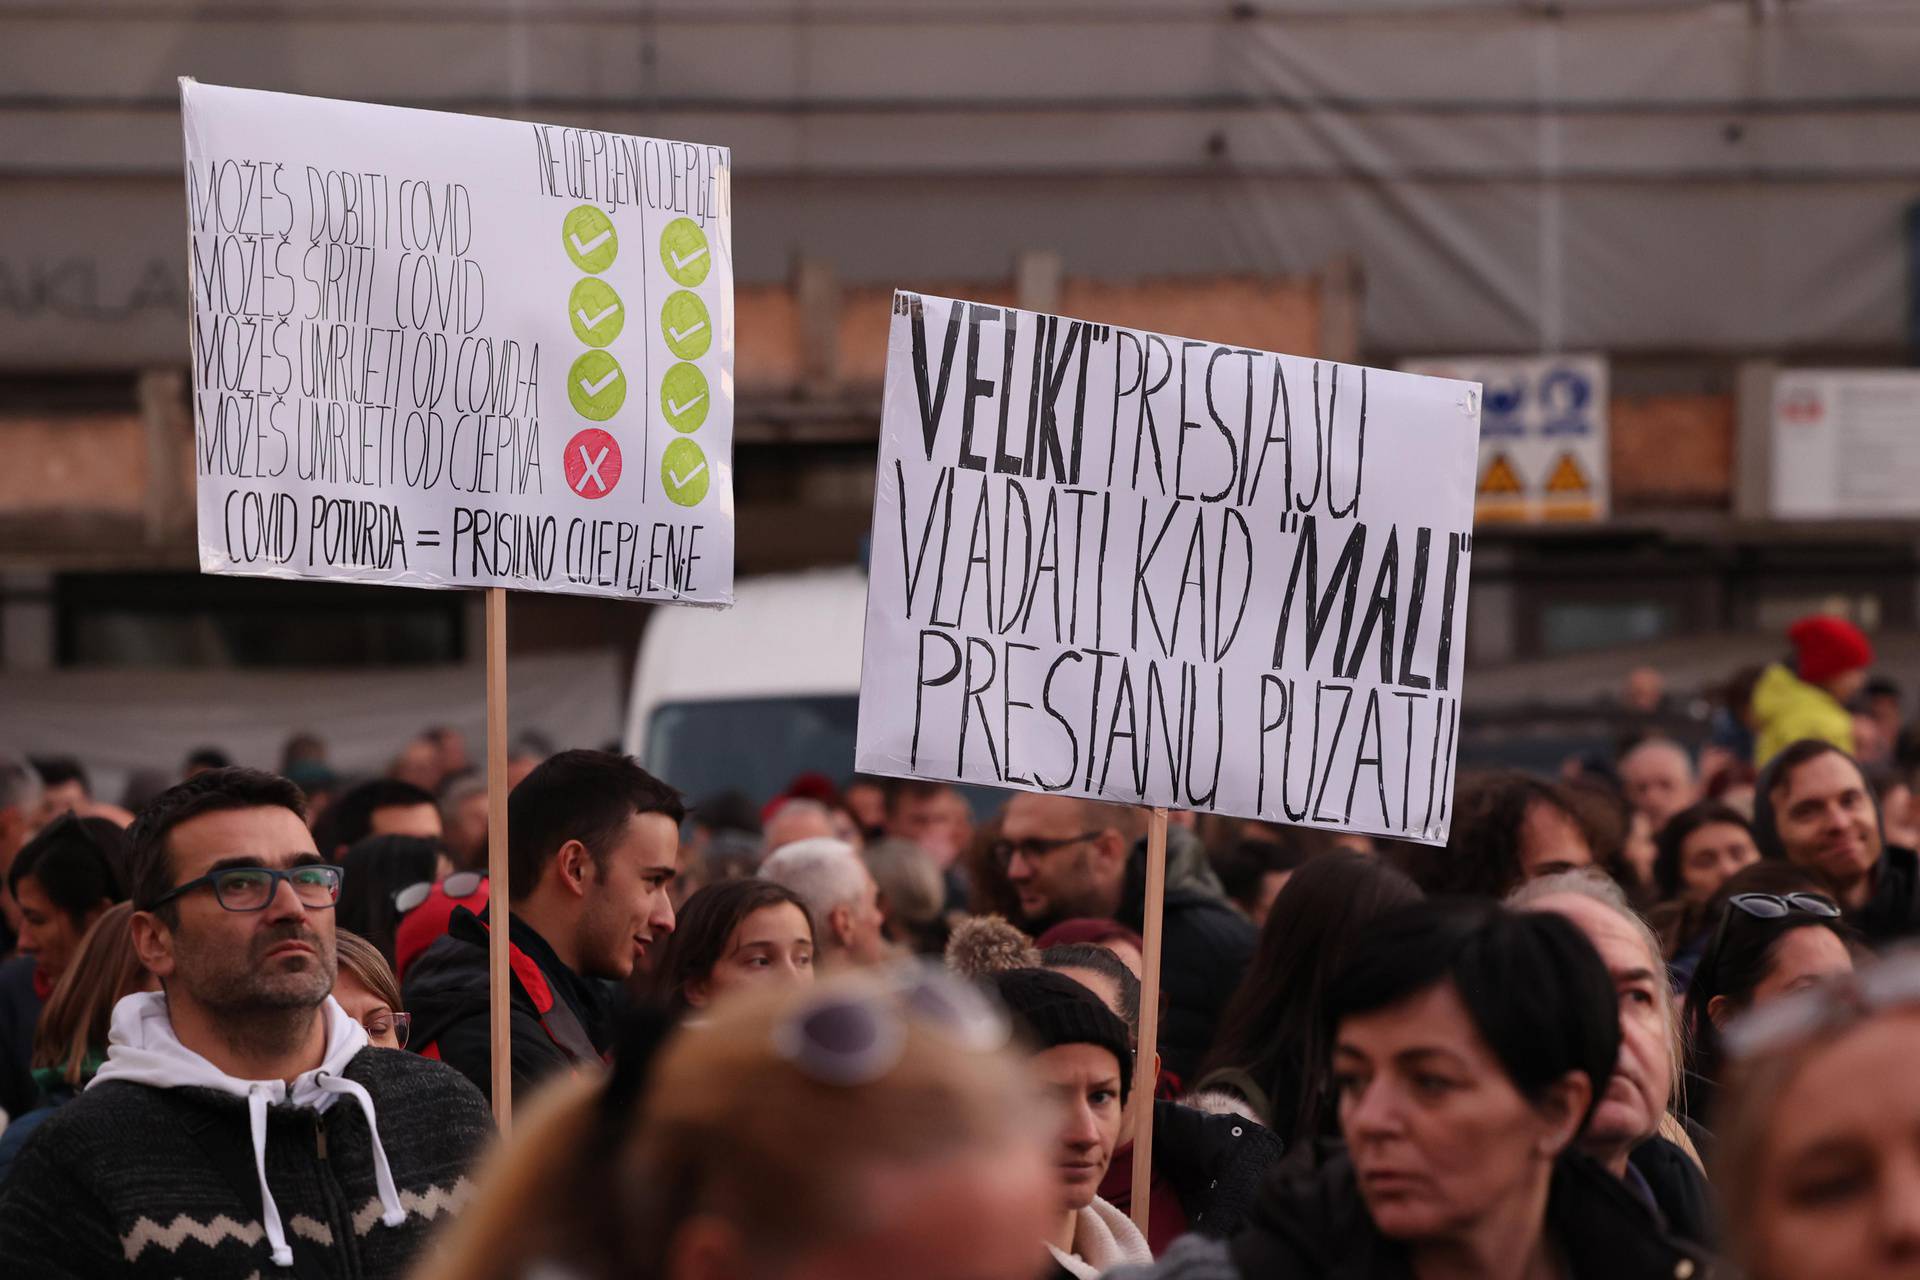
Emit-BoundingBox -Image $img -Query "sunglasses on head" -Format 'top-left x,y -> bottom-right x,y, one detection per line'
770,963 -> 1009,1088
392,870 -> 484,915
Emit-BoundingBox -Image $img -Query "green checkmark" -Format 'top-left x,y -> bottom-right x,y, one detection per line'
659,217 -> 712,287
562,205 -> 618,273
661,291 -> 712,360
568,278 -> 625,348
659,362 -> 710,434
568,350 -> 627,421
660,437 -> 710,508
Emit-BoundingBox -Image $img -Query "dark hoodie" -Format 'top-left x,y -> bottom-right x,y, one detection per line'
1752,746 -> 1920,949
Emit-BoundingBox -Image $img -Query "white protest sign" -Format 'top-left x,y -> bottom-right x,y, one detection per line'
181,81 -> 734,605
1404,354 -> 1607,525
857,292 -> 1482,845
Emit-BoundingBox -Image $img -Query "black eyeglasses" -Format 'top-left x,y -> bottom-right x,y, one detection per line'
152,864 -> 343,913
989,830 -> 1102,870
392,870 -> 484,915
771,964 -> 1009,1087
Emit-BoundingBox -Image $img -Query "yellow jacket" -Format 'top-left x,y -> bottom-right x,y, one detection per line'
1751,662 -> 1855,767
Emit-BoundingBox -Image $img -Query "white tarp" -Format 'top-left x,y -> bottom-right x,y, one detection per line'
1771,370 -> 1920,520
1404,355 -> 1609,524
180,81 -> 735,604
856,291 -> 1481,845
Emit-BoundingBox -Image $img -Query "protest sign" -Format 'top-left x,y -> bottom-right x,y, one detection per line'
1403,354 -> 1608,525
181,81 -> 734,605
856,292 -> 1482,845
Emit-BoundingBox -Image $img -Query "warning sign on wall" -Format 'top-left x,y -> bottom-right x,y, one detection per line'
1405,355 -> 1609,525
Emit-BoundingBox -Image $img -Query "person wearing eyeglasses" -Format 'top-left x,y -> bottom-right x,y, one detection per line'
0,767 -> 493,1279
992,793 -> 1254,1081
1753,739 -> 1920,948
1715,950 -> 1920,1280
1680,870 -> 1856,1141
336,929 -> 413,1051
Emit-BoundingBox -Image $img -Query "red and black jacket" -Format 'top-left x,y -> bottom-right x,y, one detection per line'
401,906 -> 612,1104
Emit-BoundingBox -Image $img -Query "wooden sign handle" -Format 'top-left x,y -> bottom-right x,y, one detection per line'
1129,806 -> 1170,1237
485,587 -> 512,1131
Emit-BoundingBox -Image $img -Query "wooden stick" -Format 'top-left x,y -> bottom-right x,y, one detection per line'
485,587 -> 512,1131
1129,806 -> 1170,1237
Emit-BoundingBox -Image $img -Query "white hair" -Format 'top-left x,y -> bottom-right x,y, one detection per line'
0,753 -> 43,815
760,837 -> 869,922
1509,868 -> 1685,1109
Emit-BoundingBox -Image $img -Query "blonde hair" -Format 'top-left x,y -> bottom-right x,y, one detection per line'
418,973 -> 1043,1280
334,929 -> 403,1013
31,902 -> 145,1087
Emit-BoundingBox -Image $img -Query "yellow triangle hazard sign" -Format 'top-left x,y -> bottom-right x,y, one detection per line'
1478,452 -> 1523,496
1545,451 -> 1590,495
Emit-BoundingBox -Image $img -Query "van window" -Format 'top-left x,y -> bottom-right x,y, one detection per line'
644,695 -> 859,807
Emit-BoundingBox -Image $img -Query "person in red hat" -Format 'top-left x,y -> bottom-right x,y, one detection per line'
1750,614 -> 1875,767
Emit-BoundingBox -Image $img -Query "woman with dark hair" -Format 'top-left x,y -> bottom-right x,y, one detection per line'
334,834 -> 450,965
1192,853 -> 1421,1138
1117,899 -> 1707,1279
652,878 -> 816,1014
0,813 -> 129,1124
1647,800 -> 1763,988
1681,876 -> 1855,1133
0,902 -> 148,1185
1394,771 -> 1601,899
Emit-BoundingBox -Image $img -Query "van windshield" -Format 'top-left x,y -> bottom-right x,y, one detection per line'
643,695 -> 860,807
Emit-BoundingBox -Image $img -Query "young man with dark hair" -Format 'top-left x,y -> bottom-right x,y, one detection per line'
311,778 -> 442,861
0,814 -> 129,1120
0,767 -> 492,1278
403,749 -> 683,1102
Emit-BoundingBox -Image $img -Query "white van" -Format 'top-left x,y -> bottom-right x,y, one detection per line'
622,567 -> 869,805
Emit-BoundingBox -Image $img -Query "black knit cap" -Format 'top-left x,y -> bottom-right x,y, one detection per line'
989,967 -> 1134,1103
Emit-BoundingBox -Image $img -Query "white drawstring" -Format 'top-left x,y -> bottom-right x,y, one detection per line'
247,1086 -> 295,1268
314,1072 -> 406,1229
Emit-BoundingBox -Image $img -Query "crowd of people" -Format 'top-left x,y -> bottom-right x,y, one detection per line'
0,613 -> 1917,1276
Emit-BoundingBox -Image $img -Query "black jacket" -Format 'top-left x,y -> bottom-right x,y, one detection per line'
1191,1151 -> 1712,1280
402,906 -> 613,1103
1155,1100 -> 1286,1239
0,1046 -> 491,1279
1114,849 -> 1257,1082
1852,844 -> 1920,949
0,956 -> 39,1122
1631,1134 -> 1718,1251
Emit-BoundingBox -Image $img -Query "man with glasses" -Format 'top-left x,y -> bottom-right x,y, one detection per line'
1754,738 -> 1920,948
994,793 -> 1254,1081
0,767 -> 492,1278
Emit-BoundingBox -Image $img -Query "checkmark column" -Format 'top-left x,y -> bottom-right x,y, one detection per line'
656,216 -> 716,508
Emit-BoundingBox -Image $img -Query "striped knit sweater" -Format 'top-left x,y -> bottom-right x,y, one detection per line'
0,1046 -> 492,1279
